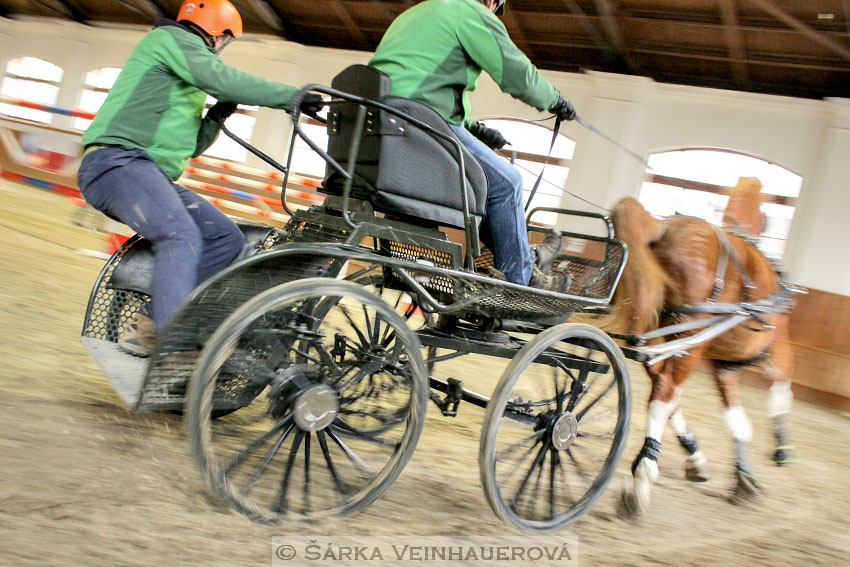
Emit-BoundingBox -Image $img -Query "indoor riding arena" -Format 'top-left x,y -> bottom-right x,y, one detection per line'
2,2 -> 850,567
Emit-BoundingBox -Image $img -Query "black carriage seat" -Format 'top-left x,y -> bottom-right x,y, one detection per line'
323,64 -> 488,231
108,221 -> 277,296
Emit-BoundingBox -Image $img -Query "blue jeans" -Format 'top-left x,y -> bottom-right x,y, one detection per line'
450,125 -> 533,284
78,147 -> 245,331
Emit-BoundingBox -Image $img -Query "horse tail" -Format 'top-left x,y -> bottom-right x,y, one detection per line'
607,197 -> 671,334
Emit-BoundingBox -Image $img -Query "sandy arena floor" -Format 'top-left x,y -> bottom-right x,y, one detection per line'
1,180 -> 849,567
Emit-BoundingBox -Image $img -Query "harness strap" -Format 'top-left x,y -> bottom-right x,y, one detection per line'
710,225 -> 756,302
523,116 -> 561,211
710,225 -> 731,300
663,287 -> 796,318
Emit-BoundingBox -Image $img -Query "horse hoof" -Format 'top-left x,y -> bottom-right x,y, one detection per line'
732,469 -> 762,502
618,475 -> 645,519
685,463 -> 710,483
773,446 -> 798,466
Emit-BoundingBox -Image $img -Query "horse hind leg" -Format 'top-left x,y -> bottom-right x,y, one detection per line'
715,367 -> 762,501
669,406 -> 710,482
763,323 -> 797,465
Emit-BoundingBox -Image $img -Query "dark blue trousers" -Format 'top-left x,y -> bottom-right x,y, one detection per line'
78,147 -> 244,331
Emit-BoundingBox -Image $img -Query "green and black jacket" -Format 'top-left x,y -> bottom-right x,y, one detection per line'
82,20 -> 297,179
368,0 -> 560,127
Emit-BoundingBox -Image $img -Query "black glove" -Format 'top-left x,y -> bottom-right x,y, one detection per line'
467,121 -> 509,151
205,101 -> 238,124
549,95 -> 577,121
299,93 -> 326,119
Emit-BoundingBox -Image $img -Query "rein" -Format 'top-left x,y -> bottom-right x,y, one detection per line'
523,113 -> 651,211
523,115 -> 561,211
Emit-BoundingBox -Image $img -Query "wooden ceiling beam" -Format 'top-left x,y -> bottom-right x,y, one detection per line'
111,0 -> 159,21
28,0 -> 74,19
613,8 -> 848,34
242,0 -> 288,37
54,0 -> 89,22
718,0 -> 750,88
129,0 -> 164,20
631,43 -> 850,72
742,0 -> 850,62
501,6 -> 536,60
331,0 -> 368,47
368,0 -> 402,19
591,0 -> 635,71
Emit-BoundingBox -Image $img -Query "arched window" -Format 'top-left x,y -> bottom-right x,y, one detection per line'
482,119 -> 575,226
201,96 -> 258,162
74,66 -> 122,131
640,148 -> 801,258
290,119 -> 328,179
0,56 -> 63,124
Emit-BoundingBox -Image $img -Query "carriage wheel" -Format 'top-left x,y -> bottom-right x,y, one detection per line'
186,278 -> 428,524
480,323 -> 630,531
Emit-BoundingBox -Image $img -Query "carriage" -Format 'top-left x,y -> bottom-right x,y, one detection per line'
80,65 -> 793,531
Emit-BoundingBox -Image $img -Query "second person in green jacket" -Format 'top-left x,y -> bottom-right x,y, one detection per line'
370,0 -> 577,291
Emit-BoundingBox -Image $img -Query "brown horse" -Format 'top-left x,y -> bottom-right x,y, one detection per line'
607,186 -> 795,515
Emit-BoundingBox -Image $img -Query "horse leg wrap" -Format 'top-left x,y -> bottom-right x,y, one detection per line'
677,431 -> 700,455
734,439 -> 754,475
772,416 -> 797,465
631,437 -> 662,475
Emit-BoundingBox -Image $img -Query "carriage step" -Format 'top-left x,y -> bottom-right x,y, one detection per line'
81,336 -> 147,406
429,377 -> 464,416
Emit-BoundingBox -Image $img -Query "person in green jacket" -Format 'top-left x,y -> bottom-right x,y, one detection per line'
370,0 -> 577,291
78,0 -> 323,356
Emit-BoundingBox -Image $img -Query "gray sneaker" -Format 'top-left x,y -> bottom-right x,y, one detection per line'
528,265 -> 570,293
118,309 -> 156,357
534,230 -> 563,275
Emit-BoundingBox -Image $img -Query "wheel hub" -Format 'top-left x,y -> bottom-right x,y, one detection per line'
551,412 -> 578,450
293,384 -> 339,431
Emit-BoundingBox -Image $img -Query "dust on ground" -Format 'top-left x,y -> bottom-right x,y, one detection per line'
1,180 -> 848,566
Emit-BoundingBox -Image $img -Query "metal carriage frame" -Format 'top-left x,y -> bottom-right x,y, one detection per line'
80,80 -> 792,532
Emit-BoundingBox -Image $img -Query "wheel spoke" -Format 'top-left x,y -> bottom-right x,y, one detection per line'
303,432 -> 311,515
337,360 -> 387,393
337,304 -> 370,349
555,454 -> 574,505
576,431 -> 614,440
326,428 -> 373,476
239,421 -> 295,493
316,430 -> 349,501
495,430 -> 545,462
565,447 -> 591,485
330,420 -> 400,448
511,443 -> 547,510
548,450 -> 558,518
577,408 -> 614,425
526,451 -> 547,517
575,377 -> 617,421
275,429 -> 305,514
222,416 -> 292,474
553,366 -> 566,412
361,303 -> 374,344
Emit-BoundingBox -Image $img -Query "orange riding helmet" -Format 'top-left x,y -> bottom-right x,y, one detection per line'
176,0 -> 243,38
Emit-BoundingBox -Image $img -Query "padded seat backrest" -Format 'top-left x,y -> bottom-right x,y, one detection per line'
323,65 -> 488,230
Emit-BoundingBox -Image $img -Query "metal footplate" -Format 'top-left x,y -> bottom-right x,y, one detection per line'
81,337 -> 148,406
